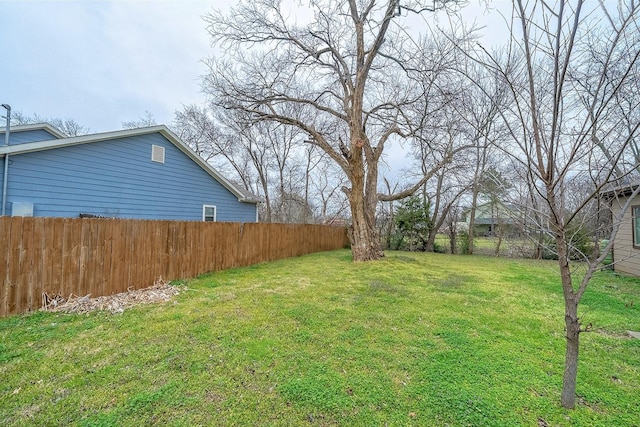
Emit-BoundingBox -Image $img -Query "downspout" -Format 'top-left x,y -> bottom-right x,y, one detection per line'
1,104 -> 10,216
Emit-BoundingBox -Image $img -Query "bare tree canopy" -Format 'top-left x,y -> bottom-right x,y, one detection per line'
122,110 -> 157,129
12,111 -> 90,137
202,0 -> 465,261
174,103 -> 349,224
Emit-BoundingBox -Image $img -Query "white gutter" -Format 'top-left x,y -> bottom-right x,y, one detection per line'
1,104 -> 10,216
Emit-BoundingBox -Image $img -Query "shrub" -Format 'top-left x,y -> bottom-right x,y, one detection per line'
541,228 -> 595,261
458,232 -> 471,255
393,196 -> 433,252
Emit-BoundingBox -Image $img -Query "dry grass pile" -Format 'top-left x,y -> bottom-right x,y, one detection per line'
41,279 -> 181,314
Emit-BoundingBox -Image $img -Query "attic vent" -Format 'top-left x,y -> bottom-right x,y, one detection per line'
151,145 -> 165,163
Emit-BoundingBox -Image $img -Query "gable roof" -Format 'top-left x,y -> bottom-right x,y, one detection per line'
0,123 -> 67,139
0,124 -> 262,204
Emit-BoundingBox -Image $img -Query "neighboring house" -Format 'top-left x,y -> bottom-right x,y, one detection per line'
0,124 -> 261,222
604,183 -> 640,276
459,201 -> 522,237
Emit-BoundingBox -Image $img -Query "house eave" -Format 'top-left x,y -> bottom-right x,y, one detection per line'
601,181 -> 640,200
239,196 -> 265,204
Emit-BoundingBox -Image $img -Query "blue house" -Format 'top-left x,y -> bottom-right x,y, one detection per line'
0,124 -> 260,221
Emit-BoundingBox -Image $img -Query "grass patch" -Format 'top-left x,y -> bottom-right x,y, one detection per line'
1,250 -> 639,426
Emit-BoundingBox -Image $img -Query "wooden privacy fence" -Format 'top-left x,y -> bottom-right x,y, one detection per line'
0,217 -> 349,317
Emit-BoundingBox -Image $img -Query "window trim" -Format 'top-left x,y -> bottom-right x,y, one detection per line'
202,205 -> 217,222
151,144 -> 165,163
633,205 -> 640,249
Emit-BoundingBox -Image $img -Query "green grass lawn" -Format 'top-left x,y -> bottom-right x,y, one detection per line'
1,250 -> 639,426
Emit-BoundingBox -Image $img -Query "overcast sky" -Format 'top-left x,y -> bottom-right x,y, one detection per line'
1,0 -> 218,132
0,0 -> 509,134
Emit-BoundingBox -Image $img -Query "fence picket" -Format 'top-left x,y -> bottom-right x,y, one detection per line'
0,217 -> 348,317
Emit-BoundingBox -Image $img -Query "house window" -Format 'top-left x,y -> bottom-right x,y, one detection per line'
633,206 -> 640,248
151,145 -> 165,163
203,205 -> 216,222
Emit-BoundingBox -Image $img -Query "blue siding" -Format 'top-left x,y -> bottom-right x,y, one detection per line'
4,133 -> 257,222
0,129 -> 61,144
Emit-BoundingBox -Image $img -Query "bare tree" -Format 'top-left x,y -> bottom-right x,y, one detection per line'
454,61 -> 509,254
122,110 -> 156,129
175,106 -> 270,214
306,146 -> 350,224
173,105 -> 226,162
379,178 -> 400,249
444,203 -> 462,254
12,111 -> 89,136
203,0 -> 465,261
475,0 -> 640,409
175,104 -> 331,224
411,115 -> 468,252
574,20 -> 640,178
174,106 -> 263,200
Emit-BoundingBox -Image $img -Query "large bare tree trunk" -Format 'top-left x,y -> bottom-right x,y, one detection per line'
349,200 -> 383,260
347,140 -> 384,260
